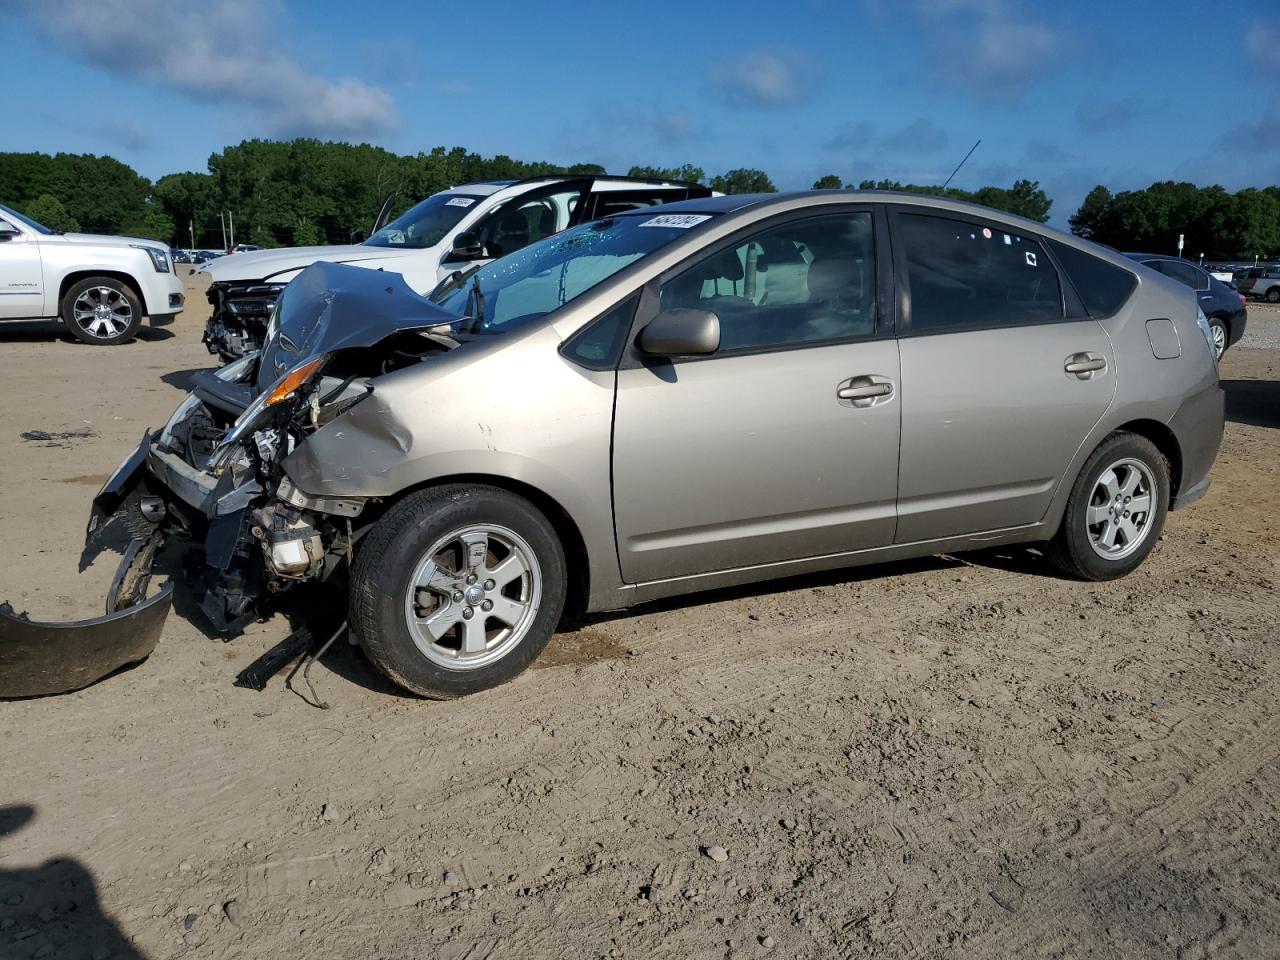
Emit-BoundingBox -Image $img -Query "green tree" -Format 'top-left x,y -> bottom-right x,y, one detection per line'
21,193 -> 79,232
294,219 -> 321,246
812,174 -> 844,190
711,168 -> 777,194
1069,185 -> 1112,240
627,164 -> 707,185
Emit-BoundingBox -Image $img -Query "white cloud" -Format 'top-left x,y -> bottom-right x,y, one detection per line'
868,0 -> 1068,103
710,49 -> 817,109
14,0 -> 398,140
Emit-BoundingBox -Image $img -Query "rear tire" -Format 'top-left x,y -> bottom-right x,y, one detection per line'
1208,317 -> 1228,360
61,277 -> 143,345
350,484 -> 566,698
1046,432 -> 1170,581
1266,288 -> 1280,304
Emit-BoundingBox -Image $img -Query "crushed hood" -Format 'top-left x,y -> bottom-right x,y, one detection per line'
256,260 -> 461,392
199,243 -> 418,283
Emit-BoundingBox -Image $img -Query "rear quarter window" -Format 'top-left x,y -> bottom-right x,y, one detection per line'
1046,240 -> 1138,318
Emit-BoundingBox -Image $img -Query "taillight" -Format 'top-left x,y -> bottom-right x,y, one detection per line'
1240,294 -> 1247,307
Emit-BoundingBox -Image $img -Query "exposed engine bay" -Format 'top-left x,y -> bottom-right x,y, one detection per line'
204,280 -> 288,362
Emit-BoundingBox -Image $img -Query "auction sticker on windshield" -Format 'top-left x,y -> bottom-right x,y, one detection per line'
638,214 -> 712,229
445,198 -> 475,207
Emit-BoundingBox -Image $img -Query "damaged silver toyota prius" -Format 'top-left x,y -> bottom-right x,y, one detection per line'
5,191 -> 1224,699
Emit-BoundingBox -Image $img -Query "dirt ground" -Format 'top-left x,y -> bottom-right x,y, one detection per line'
1,272 -> 1277,960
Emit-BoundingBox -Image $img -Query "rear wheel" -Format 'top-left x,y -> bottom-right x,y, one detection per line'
1046,432 -> 1170,581
1208,317 -> 1228,359
1266,287 -> 1280,303
350,484 -> 566,698
61,277 -> 143,345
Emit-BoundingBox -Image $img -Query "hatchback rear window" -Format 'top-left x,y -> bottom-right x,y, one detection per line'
1047,240 -> 1138,318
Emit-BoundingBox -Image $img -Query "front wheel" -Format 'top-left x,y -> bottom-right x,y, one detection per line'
1046,432 -> 1170,581
350,484 -> 567,698
1266,288 -> 1280,304
61,277 -> 143,345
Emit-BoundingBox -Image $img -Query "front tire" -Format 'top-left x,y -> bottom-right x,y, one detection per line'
1046,432 -> 1170,581
1266,288 -> 1280,304
350,484 -> 567,698
61,277 -> 143,345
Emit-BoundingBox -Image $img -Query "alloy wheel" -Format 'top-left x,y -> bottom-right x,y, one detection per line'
403,524 -> 542,669
72,286 -> 133,339
1211,322 -> 1226,360
1086,458 -> 1157,561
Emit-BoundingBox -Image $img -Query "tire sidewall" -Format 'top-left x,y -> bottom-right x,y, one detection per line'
62,278 -> 143,345
351,486 -> 566,698
1058,434 -> 1170,580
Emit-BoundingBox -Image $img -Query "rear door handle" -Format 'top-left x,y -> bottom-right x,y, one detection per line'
1064,352 -> 1107,379
837,376 -> 894,407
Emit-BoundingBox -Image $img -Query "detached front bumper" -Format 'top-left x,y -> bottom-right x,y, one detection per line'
1,444 -> 173,698
0,585 -> 172,698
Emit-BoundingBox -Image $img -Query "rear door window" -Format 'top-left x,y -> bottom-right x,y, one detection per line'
897,213 -> 1062,333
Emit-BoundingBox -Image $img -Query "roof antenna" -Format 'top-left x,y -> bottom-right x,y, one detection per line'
942,139 -> 981,190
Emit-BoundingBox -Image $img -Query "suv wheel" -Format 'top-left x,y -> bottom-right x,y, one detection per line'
1266,288 -> 1280,303
62,277 -> 143,345
1047,432 -> 1170,581
350,484 -> 567,698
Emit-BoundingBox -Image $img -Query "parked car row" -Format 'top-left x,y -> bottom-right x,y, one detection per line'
1,188 -> 1225,701
1234,265 -> 1280,303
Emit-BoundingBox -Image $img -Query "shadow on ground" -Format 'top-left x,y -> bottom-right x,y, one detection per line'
0,805 -> 142,958
1223,378 -> 1279,429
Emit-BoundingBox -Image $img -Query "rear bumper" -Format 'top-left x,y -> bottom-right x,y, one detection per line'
1169,380 -> 1224,510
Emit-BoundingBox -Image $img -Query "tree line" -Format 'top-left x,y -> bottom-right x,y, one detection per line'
0,142 -> 1275,259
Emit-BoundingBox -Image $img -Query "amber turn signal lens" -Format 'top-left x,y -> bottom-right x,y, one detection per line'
265,356 -> 326,407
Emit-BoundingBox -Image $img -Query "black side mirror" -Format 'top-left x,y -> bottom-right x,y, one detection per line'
450,230 -> 485,261
638,308 -> 720,357
349,230 -> 366,244
0,222 -> 18,242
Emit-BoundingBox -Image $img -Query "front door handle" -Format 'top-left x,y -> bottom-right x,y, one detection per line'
1064,352 -> 1107,379
837,376 -> 894,407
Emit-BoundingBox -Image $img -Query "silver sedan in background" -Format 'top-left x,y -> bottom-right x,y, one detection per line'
57,191 -> 1222,701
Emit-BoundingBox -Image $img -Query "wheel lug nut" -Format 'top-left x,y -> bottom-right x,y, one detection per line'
462,607 -> 474,620
466,574 -> 478,585
481,599 -> 493,612
452,590 -> 463,602
483,579 -> 495,591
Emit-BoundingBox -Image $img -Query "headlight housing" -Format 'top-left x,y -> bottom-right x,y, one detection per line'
131,244 -> 170,273
209,355 -> 328,474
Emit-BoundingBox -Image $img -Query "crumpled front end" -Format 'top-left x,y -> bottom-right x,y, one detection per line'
204,281 -> 287,363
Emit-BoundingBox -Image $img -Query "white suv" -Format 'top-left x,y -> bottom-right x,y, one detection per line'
198,174 -> 712,359
0,203 -> 185,345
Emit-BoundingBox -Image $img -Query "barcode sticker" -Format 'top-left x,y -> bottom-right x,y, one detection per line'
638,214 -> 712,229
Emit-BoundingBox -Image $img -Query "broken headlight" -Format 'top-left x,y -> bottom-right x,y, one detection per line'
210,355 -> 328,474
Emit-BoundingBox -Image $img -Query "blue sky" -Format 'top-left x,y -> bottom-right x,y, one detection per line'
2,0 -> 1278,226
